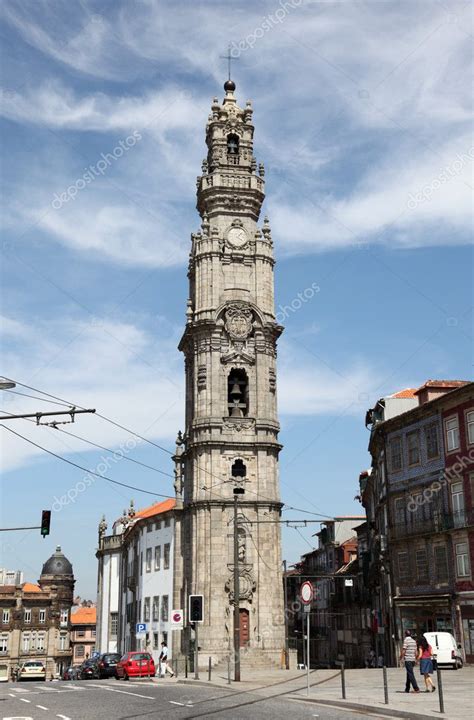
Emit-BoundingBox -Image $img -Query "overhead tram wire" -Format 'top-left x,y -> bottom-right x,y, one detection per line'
6,377 -> 333,517
3,389 -> 73,407
0,424 -> 174,500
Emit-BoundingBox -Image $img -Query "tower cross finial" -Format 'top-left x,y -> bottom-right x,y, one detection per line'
220,43 -> 237,81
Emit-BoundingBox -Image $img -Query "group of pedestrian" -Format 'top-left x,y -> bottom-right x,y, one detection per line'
399,630 -> 436,694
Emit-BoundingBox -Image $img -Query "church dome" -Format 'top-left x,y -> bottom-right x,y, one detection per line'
41,545 -> 73,576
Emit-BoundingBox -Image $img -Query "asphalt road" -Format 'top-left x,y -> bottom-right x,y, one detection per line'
0,678 -> 384,720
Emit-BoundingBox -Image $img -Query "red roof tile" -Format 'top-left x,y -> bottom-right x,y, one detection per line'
391,388 -> 418,399
70,607 -> 96,624
22,582 -> 41,593
134,498 -> 176,520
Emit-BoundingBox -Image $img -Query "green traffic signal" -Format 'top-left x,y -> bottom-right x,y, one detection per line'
41,510 -> 51,538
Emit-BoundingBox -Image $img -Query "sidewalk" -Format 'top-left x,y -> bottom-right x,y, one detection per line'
177,665 -> 474,719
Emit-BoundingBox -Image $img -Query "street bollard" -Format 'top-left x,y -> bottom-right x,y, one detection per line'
341,662 -> 346,700
382,666 -> 388,705
208,656 -> 212,681
436,666 -> 444,715
185,655 -> 188,679
227,655 -> 231,685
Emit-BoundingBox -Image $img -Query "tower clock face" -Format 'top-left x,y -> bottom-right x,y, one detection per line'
227,227 -> 247,248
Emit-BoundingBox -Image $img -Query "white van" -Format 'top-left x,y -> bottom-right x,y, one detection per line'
424,632 -> 463,669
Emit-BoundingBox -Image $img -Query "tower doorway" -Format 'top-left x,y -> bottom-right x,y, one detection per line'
239,609 -> 250,646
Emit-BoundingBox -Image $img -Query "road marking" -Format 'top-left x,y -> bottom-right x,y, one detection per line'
57,715 -> 72,720
8,692 -> 17,697
36,705 -> 48,710
87,683 -> 154,699
20,698 -> 31,703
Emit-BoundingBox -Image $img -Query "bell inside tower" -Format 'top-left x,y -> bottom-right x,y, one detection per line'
227,369 -> 248,417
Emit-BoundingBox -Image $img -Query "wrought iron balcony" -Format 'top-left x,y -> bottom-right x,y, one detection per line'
390,510 -> 474,540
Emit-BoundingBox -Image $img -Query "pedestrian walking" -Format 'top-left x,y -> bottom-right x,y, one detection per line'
417,636 -> 436,693
159,641 -> 175,677
399,630 -> 420,693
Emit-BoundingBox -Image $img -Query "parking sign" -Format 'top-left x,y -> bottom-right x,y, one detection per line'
136,622 -> 147,634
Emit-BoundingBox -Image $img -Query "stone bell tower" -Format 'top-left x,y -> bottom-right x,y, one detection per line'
174,78 -> 285,666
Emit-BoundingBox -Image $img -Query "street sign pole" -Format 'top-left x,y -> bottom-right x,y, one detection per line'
300,581 -> 314,697
306,606 -> 310,696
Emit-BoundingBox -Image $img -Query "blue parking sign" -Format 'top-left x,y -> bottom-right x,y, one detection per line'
136,623 -> 147,634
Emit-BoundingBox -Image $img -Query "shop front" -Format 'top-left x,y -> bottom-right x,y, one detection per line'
394,595 -> 455,640
459,598 -> 474,664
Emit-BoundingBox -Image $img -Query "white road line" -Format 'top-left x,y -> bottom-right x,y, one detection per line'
36,705 -> 49,710
57,715 -> 72,720
20,697 -> 31,703
8,692 -> 16,697
169,701 -> 185,705
88,683 -> 154,700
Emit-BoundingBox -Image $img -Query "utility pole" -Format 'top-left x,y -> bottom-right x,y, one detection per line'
233,487 -> 244,681
283,560 -> 290,669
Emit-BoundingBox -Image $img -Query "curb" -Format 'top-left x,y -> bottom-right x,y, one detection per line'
177,678 -> 234,690
288,695 -> 442,720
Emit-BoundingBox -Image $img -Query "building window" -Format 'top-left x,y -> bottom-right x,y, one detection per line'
455,543 -> 470,577
77,628 -> 85,638
231,459 -> 247,478
445,416 -> 460,452
415,549 -> 428,582
0,633 -> 8,653
407,431 -> 420,466
152,596 -> 159,622
147,523 -> 152,533
467,410 -> 474,445
2,609 -> 10,624
146,548 -> 152,573
153,632 -> 159,650
228,369 -> 249,417
394,498 -> 406,525
140,551 -> 143,576
39,609 -> 46,624
76,644 -> 85,657
451,482 -> 465,526
164,543 -> 170,569
22,632 -> 30,652
144,597 -> 150,622
434,545 -> 449,583
154,546 -> 161,571
60,609 -> 68,626
164,517 -> 170,528
59,633 -> 68,651
398,552 -> 409,579
91,628 -> 96,637
110,612 -> 118,638
425,423 -> 439,459
24,609 -> 31,624
155,521 -> 161,531
161,595 -> 169,622
37,632 -> 45,652
390,437 -> 402,472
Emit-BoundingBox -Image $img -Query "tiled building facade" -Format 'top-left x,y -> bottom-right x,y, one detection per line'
70,606 -> 97,666
0,547 -> 74,679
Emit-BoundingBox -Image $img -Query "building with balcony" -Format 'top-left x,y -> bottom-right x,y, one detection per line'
0,546 -> 74,680
70,606 -> 96,665
96,498 -> 176,666
364,380 -> 473,663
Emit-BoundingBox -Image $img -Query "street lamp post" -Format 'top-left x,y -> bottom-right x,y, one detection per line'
0,379 -> 16,390
233,487 -> 245,682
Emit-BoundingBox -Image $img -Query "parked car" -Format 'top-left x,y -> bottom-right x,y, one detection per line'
424,632 -> 463,669
116,652 -> 155,680
18,661 -> 46,681
62,666 -> 80,681
79,659 -> 99,679
97,653 -> 122,679
0,664 -> 8,682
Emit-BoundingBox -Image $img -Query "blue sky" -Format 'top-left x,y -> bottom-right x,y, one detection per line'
0,0 -> 472,597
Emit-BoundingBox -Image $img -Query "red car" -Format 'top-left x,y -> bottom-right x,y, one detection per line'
116,652 -> 155,680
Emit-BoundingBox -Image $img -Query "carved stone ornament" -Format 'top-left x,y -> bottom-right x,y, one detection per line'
222,418 -> 255,432
225,302 -> 253,340
225,566 -> 257,602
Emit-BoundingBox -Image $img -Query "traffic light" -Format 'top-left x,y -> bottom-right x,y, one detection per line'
189,594 -> 204,623
40,510 -> 51,538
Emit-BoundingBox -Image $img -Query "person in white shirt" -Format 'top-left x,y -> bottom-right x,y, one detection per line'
159,642 -> 175,677
399,630 -> 420,693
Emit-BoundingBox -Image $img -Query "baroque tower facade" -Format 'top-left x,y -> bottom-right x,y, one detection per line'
174,79 -> 285,665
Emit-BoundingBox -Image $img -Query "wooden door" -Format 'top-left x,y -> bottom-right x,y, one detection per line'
239,608 -> 249,646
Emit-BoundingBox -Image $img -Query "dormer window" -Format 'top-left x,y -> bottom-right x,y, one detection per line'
227,133 -> 239,155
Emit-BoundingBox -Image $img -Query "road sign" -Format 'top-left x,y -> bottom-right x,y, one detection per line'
171,609 -> 184,628
136,622 -> 147,634
300,581 -> 314,605
344,578 -> 353,587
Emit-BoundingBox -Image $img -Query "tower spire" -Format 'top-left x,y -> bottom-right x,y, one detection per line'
220,43 -> 238,83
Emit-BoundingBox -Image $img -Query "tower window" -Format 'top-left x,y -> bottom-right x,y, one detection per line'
231,459 -> 247,478
228,369 -> 248,417
227,134 -> 239,155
